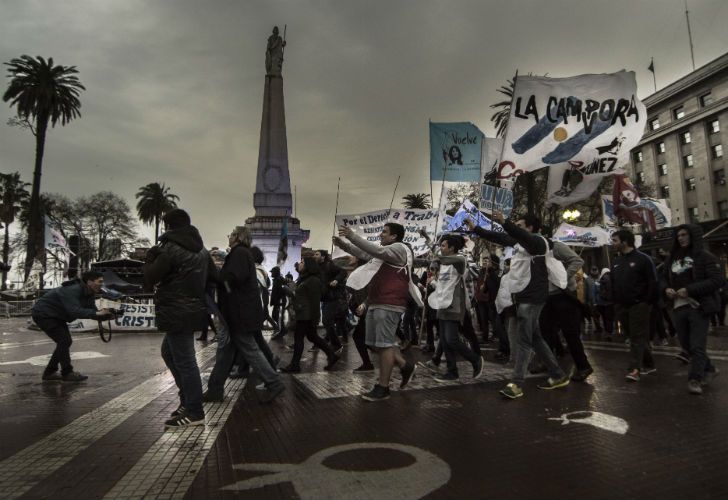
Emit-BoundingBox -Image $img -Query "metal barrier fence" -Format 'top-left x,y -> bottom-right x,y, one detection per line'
0,300 -> 35,317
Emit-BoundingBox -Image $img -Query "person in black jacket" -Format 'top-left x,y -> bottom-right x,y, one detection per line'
280,256 -> 340,372
316,250 -> 347,350
204,226 -> 285,402
31,271 -> 111,382
144,209 -> 214,428
610,229 -> 658,382
269,266 -> 287,339
660,224 -> 723,394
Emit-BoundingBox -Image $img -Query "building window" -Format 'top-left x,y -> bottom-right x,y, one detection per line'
683,154 -> 694,168
658,164 -> 668,176
719,201 -> 728,218
660,185 -> 670,198
681,131 -> 692,144
637,171 -> 646,183
710,119 -> 720,134
673,106 -> 685,120
689,207 -> 699,223
633,150 -> 643,163
700,92 -> 714,107
650,118 -> 660,131
714,169 -> 726,185
713,144 -> 724,159
656,141 -> 666,154
686,177 -> 696,191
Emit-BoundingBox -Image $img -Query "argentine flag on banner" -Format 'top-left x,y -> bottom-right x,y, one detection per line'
498,71 -> 646,180
430,122 -> 484,182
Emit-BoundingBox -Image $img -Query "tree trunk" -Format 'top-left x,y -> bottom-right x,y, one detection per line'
2,224 -> 9,291
24,113 -> 49,282
154,215 -> 160,243
526,172 -> 535,215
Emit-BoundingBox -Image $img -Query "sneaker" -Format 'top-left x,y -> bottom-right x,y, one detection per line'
42,371 -> 62,381
688,379 -> 703,395
499,383 -> 524,399
229,371 -> 249,379
165,411 -> 204,428
258,385 -> 285,403
625,369 -> 640,382
658,338 -> 669,346
202,391 -> 224,403
324,354 -> 340,371
472,356 -> 484,379
400,362 -> 416,388
640,367 -> 657,376
61,371 -> 88,382
280,365 -> 301,373
674,351 -> 691,364
334,346 -> 344,356
417,359 -> 441,373
570,367 -> 594,382
434,372 -> 459,383
170,404 -> 185,417
537,375 -> 570,390
361,384 -> 391,402
353,365 -> 375,373
702,368 -> 720,386
255,382 -> 266,390
624,338 -> 631,346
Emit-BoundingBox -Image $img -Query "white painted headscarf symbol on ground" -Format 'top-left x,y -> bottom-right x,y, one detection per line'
0,351 -> 110,366
222,442 -> 451,499
548,411 -> 629,435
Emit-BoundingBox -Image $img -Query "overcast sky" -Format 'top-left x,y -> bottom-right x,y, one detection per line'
1,0 -> 727,253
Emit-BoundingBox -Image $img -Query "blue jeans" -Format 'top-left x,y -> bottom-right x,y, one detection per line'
512,302 -> 565,386
671,306 -> 715,381
161,331 -> 204,418
439,319 -> 479,377
208,330 -> 283,396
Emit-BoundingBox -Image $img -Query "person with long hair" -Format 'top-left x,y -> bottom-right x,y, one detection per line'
281,256 -> 340,372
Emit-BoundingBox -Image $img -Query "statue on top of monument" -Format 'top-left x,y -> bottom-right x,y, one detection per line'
265,26 -> 286,76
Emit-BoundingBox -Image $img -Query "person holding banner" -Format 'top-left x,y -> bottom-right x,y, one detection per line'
465,213 -> 570,399
333,223 -> 422,402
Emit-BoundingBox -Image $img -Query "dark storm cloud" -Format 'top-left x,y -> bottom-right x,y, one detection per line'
1,0 -> 727,252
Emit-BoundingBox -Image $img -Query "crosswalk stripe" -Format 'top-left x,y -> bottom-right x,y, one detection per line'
0,343 -> 218,500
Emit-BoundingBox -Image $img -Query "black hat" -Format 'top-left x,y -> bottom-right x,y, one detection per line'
163,209 -> 191,230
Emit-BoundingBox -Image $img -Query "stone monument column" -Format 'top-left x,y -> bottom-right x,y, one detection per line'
245,27 -> 308,275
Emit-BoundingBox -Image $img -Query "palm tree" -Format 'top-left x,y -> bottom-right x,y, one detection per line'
3,55 -> 85,280
136,182 -> 180,242
489,71 -> 517,139
402,193 -> 432,209
0,172 -> 30,289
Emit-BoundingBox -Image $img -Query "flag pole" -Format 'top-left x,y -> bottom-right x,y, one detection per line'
388,175 -> 401,216
331,177 -> 341,254
650,57 -> 656,93
428,119 -> 434,205
684,0 -> 695,71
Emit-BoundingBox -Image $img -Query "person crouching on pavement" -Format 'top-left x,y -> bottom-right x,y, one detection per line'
660,224 -> 723,394
31,270 -> 112,382
143,209 -> 214,428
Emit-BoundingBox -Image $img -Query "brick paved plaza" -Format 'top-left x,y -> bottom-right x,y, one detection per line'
1,318 -> 727,499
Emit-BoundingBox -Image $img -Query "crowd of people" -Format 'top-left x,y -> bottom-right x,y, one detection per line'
29,206 -> 725,428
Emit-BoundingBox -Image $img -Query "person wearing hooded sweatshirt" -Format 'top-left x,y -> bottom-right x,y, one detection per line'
280,256 -> 340,372
660,224 -> 723,394
143,209 -> 214,428
203,226 -> 285,403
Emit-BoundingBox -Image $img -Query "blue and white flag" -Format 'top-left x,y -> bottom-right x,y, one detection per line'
601,195 -> 671,229
446,200 -> 503,233
498,71 -> 646,180
430,122 -> 484,182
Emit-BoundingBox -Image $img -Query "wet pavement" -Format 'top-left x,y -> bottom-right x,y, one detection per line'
1,317 -> 727,499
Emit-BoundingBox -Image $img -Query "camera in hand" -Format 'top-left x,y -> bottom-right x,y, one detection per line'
107,306 -> 127,317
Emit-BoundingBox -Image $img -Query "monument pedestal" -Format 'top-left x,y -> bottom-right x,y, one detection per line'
245,215 -> 308,277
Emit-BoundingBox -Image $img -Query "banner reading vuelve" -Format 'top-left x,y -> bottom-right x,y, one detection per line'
498,71 -> 646,181
332,208 -> 440,259
430,122 -> 485,182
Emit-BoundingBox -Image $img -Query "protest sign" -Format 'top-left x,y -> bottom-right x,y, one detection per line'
602,195 -> 671,229
67,299 -> 156,332
553,223 -> 611,247
430,122 -> 484,182
481,137 -> 503,182
498,71 -> 646,182
446,200 -> 504,233
480,184 -> 514,217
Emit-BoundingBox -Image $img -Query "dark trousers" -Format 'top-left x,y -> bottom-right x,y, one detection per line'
161,330 -> 203,418
271,298 -> 287,335
671,306 -> 715,382
649,304 -> 668,341
237,329 -> 277,374
402,304 -> 418,343
322,301 -> 345,347
439,319 -> 479,377
617,302 -> 654,371
291,320 -> 335,368
596,304 -> 615,335
34,316 -> 74,375
352,316 -> 373,367
475,300 -> 490,340
208,329 -> 282,395
539,293 -> 592,371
